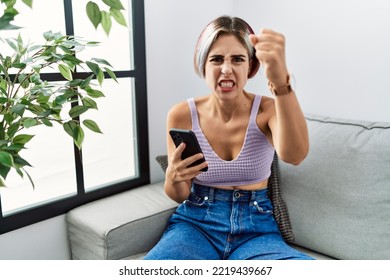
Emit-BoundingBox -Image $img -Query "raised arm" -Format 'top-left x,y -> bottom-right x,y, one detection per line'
250,29 -> 309,165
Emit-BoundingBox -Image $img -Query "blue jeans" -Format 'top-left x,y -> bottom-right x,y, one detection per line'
145,183 -> 313,260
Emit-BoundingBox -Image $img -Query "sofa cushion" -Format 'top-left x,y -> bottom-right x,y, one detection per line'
66,182 -> 178,259
156,153 -> 295,242
280,114 -> 390,259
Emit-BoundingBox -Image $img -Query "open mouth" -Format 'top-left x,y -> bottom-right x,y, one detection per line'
219,80 -> 235,89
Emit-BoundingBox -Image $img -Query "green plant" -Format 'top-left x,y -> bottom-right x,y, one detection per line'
0,0 -> 126,187
1,0 -> 127,34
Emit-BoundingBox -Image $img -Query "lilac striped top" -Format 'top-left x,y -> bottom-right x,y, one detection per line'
188,95 -> 275,187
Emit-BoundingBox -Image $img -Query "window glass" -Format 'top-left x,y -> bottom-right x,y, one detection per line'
71,0 -> 134,71
0,1 -> 133,213
0,0 -> 147,234
0,116 -> 77,216
0,0 -> 66,74
82,78 -> 138,191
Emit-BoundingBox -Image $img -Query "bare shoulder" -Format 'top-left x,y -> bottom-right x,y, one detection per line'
257,95 -> 276,139
258,95 -> 276,121
167,100 -> 192,129
260,95 -> 275,112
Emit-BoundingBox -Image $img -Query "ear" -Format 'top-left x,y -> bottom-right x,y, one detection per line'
248,59 -> 252,74
248,58 -> 260,78
247,59 -> 253,78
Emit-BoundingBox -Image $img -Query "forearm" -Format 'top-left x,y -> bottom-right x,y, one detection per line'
164,177 -> 191,203
163,147 -> 206,203
273,90 -> 309,165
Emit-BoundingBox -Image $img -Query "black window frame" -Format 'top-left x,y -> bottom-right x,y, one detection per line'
0,0 -> 149,234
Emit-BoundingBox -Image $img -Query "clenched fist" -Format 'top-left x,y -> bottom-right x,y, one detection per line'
249,29 -> 289,88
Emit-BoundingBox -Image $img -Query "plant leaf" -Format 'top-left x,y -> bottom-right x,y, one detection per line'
91,57 -> 113,67
11,104 -> 26,116
41,118 -> 53,127
27,104 -> 45,115
73,126 -> 84,149
43,31 -> 55,41
110,8 -> 127,27
54,95 -> 68,106
67,79 -> 84,87
59,64 -> 73,81
86,61 -> 100,75
13,134 -> 35,145
69,105 -> 89,118
22,118 -> 38,128
5,38 -> 17,50
86,1 -> 101,29
22,167 -> 35,189
0,175 -> 6,187
18,73 -> 30,88
4,144 -> 24,153
30,73 -> 42,85
22,0 -> 33,8
62,54 -> 83,65
17,33 -> 24,50
102,0 -> 124,10
83,119 -> 102,133
0,151 -> 14,168
7,122 -> 20,139
101,11 -> 112,35
82,97 -> 98,109
97,68 -> 104,85
13,155 -> 32,167
63,120 -> 78,138
86,88 -> 105,98
103,67 -> 117,83
0,165 -> 11,181
80,74 -> 94,89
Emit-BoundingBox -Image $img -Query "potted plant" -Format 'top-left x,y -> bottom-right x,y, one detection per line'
0,0 -> 127,187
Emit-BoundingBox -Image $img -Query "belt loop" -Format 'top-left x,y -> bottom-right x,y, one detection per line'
208,187 -> 215,203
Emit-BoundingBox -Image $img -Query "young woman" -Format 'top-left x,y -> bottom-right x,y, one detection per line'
145,15 -> 312,260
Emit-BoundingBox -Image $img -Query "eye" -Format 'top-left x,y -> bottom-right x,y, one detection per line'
232,56 -> 245,63
210,57 -> 223,63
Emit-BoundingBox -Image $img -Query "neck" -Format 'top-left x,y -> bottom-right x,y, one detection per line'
209,91 -> 252,122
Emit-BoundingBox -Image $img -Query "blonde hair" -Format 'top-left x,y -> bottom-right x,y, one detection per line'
194,15 -> 260,79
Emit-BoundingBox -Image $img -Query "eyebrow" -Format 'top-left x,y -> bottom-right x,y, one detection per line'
232,54 -> 247,59
209,54 -> 247,59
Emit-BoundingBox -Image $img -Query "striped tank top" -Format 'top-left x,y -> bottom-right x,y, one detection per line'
188,95 -> 275,187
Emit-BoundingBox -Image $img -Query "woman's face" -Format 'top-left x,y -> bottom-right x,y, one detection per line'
204,34 -> 251,101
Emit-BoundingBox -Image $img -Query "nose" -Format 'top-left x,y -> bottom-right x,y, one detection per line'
221,61 -> 232,76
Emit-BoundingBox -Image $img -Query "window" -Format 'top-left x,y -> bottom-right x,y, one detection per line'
0,0 -> 149,234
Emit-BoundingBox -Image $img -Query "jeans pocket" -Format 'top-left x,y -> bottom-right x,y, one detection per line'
252,198 -> 273,215
183,192 -> 209,207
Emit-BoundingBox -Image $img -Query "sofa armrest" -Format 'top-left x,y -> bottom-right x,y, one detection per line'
66,181 -> 178,260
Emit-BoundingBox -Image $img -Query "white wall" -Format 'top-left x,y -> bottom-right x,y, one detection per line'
233,0 -> 390,123
0,215 -> 70,259
147,0 -> 390,183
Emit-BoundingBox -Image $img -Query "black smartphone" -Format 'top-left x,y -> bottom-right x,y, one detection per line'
169,128 -> 208,172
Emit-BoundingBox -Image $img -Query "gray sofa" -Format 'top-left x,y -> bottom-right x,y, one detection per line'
66,114 -> 390,260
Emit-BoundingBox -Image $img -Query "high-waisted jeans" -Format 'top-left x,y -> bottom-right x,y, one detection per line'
144,183 -> 313,260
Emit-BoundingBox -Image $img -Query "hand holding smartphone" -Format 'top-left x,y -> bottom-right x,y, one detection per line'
169,128 -> 208,172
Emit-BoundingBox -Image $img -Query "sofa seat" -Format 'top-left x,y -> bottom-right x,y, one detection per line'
67,181 -> 333,260
66,182 -> 177,260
